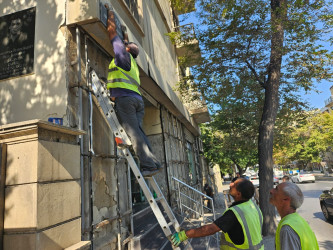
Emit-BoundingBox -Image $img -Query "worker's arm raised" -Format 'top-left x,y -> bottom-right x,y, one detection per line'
121,25 -> 128,44
105,4 -> 117,41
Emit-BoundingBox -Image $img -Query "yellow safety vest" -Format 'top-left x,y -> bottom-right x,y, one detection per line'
221,200 -> 263,250
275,213 -> 319,250
107,54 -> 141,95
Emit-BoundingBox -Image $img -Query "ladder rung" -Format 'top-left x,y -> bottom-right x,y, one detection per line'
155,197 -> 163,202
167,220 -> 176,227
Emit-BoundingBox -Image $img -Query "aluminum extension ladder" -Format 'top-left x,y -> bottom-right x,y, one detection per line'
90,70 -> 191,249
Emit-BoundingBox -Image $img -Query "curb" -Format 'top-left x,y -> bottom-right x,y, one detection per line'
315,176 -> 333,181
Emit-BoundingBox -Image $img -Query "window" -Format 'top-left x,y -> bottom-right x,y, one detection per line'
186,141 -> 197,183
124,0 -> 140,24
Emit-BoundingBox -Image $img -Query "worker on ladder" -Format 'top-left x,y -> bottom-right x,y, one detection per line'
105,4 -> 161,177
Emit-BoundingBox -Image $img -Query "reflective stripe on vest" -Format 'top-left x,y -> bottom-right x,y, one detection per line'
275,213 -> 319,250
107,54 -> 141,95
220,200 -> 263,250
220,234 -> 263,250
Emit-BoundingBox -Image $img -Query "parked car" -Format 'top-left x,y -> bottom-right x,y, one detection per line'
249,175 -> 259,187
274,170 -> 283,182
319,187 -> 333,221
291,171 -> 315,183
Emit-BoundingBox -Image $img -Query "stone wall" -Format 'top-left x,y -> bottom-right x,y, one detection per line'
0,120 -> 87,250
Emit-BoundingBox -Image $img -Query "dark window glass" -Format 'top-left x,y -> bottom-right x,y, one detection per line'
124,0 -> 139,23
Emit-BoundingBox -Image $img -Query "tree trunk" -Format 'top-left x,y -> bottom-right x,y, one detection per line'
259,0 -> 286,236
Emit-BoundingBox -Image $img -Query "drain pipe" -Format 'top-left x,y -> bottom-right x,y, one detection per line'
76,27 -> 86,241
128,163 -> 134,246
160,106 -> 172,203
85,34 -> 94,243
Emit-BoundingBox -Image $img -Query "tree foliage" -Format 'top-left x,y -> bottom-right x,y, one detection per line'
170,0 -> 196,15
200,124 -> 232,171
274,111 -> 333,167
179,0 -> 333,235
185,0 -> 333,99
200,72 -> 263,174
200,114 -> 258,176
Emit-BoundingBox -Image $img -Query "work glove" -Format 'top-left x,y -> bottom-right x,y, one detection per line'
171,230 -> 188,247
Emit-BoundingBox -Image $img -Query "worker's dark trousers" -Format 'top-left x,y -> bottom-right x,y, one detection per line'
114,96 -> 160,170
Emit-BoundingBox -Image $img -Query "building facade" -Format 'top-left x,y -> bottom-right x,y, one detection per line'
323,85 -> 333,113
0,0 -> 211,249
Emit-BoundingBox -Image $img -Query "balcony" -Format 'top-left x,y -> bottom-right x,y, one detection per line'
325,96 -> 333,108
183,91 -> 210,124
174,23 -> 201,66
190,105 -> 211,124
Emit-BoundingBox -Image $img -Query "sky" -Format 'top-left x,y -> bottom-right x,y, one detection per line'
301,81 -> 332,109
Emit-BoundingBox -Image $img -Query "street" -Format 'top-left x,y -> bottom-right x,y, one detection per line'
297,180 -> 333,249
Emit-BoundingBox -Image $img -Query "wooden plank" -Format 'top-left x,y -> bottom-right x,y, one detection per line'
0,143 -> 7,250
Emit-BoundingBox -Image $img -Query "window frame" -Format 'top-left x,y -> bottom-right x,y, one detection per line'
119,0 -> 144,36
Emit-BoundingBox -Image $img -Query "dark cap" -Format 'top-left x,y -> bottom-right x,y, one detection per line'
126,42 -> 139,58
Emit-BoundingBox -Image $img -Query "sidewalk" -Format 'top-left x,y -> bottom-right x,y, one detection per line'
263,235 -> 275,249
314,173 -> 333,181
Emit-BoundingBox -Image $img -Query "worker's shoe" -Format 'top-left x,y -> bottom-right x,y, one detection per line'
141,167 -> 159,177
154,162 -> 163,173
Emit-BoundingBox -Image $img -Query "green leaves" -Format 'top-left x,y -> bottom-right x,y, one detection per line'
177,0 -> 333,180
200,121 -> 258,173
177,0 -> 332,236
274,112 -> 333,167
189,0 -> 333,95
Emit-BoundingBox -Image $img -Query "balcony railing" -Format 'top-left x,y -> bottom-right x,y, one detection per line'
177,23 -> 196,41
181,87 -> 210,123
174,23 -> 201,66
172,177 -> 219,248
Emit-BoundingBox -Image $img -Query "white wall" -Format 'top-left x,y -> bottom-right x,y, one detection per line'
0,0 -> 68,125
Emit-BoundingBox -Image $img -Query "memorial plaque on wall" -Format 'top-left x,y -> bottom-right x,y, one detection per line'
0,7 -> 36,81
99,3 -> 124,41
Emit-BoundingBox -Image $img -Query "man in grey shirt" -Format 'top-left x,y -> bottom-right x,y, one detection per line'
279,224 -> 301,249
270,182 -> 318,250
